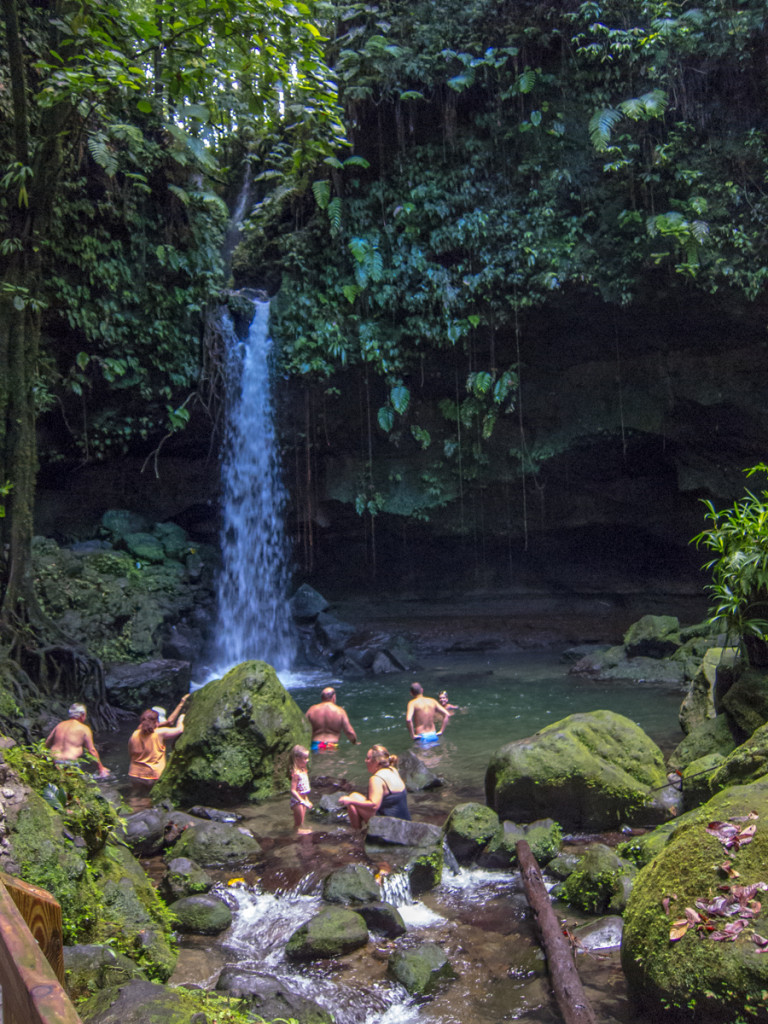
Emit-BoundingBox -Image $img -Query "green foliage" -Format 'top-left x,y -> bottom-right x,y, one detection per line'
692,464 -> 768,659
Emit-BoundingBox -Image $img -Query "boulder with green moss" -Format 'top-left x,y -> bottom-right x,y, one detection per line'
163,819 -> 261,868
678,648 -> 740,735
322,863 -> 381,904
285,907 -> 369,960
64,944 -> 146,1002
168,893 -> 232,934
388,942 -> 457,995
707,721 -> 768,795
478,818 -> 562,869
720,667 -> 768,737
669,714 -> 737,772
559,843 -> 637,914
485,710 -> 676,831
622,776 -> 768,1021
153,661 -> 310,805
79,979 -> 255,1024
1,747 -> 176,980
623,615 -> 681,658
682,753 -> 725,809
443,802 -> 500,863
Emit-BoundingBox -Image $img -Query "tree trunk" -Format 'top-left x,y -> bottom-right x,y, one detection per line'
516,840 -> 598,1024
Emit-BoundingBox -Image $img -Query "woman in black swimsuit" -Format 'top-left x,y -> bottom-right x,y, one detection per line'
339,745 -> 411,829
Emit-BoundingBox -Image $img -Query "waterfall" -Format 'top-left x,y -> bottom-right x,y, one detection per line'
209,298 -> 296,676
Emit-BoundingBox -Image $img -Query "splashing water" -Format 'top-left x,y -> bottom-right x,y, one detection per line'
208,299 -> 296,677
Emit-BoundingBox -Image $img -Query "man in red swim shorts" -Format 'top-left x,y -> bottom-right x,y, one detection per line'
305,687 -> 359,751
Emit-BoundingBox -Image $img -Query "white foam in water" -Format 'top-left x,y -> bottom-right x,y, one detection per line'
219,882 -> 321,967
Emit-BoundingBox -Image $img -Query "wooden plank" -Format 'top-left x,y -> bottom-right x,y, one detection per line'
516,839 -> 598,1024
0,876 -> 83,1024
0,871 -> 65,984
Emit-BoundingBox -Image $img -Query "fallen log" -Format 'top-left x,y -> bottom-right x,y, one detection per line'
516,839 -> 598,1024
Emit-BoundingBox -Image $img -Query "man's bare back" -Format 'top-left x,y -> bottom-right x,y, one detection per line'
45,704 -> 109,776
305,687 -> 358,748
406,683 -> 449,740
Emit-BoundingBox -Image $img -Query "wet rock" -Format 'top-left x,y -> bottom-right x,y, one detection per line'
682,753 -> 725,809
163,819 -> 262,868
122,807 -> 201,857
78,979 -> 193,1024
187,805 -> 243,824
216,968 -> 334,1024
708,719 -> 768,794
623,614 -> 681,658
105,660 -> 191,715
444,802 -> 501,863
560,843 -> 637,914
357,900 -> 406,937
322,864 -> 381,904
161,857 -> 213,901
100,510 -> 150,539
153,660 -> 310,805
161,623 -> 205,663
478,817 -> 562,869
571,915 -> 623,952
485,710 -> 675,831
290,584 -> 329,621
366,817 -> 442,848
123,532 -> 165,563
398,750 -> 443,792
285,907 -> 369,960
169,893 -> 232,935
388,941 -> 457,995
64,943 -> 145,1000
315,611 -> 358,652
546,851 -> 583,880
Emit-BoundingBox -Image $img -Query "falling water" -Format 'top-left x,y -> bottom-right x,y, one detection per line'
209,298 -> 296,675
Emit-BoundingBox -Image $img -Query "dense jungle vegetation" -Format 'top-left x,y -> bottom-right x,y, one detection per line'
2,0 -> 768,706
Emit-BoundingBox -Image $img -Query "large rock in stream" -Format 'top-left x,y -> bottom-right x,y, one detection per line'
485,710 -> 678,831
152,660 -> 310,805
622,775 -> 768,1021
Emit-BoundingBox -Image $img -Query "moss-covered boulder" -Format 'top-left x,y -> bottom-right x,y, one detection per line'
682,753 -> 725,809
669,714 -> 737,772
322,864 -> 381,904
357,901 -> 407,937
720,667 -> 768,737
64,944 -> 146,1001
623,614 -> 681,658
168,894 -> 232,934
216,968 -> 334,1024
79,979 -> 253,1024
153,661 -> 310,805
485,710 -> 674,831
161,857 -> 213,901
443,802 -> 501,863
388,942 -> 457,995
478,818 -> 562,869
285,907 -> 369,960
706,720 -> 768,796
622,776 -> 768,1021
678,648 -> 740,735
163,819 -> 261,868
559,843 -> 637,914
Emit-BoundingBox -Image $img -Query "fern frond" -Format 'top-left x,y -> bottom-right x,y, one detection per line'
87,134 -> 118,177
517,69 -> 536,94
588,107 -> 622,152
311,178 -> 330,210
168,184 -> 190,204
328,197 -> 342,234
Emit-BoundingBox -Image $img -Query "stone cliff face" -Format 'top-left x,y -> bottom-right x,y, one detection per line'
35,288 -> 768,601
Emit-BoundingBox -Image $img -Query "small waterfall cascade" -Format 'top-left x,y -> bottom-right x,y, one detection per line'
379,869 -> 413,908
208,298 -> 296,676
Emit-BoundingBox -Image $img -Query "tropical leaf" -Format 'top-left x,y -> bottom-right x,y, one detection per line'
378,405 -> 395,432
327,197 -> 342,233
517,68 -> 536,94
588,107 -> 622,152
87,134 -> 117,177
167,184 -> 190,204
390,384 -> 410,414
312,178 -> 331,210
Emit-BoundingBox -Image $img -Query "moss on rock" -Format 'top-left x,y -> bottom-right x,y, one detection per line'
622,776 -> 768,1021
153,661 -> 311,805
485,710 -> 670,831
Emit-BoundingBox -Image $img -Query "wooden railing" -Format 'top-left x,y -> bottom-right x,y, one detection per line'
0,871 -> 83,1024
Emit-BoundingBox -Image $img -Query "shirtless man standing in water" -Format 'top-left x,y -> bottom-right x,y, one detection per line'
305,687 -> 359,751
406,682 -> 449,745
45,703 -> 110,777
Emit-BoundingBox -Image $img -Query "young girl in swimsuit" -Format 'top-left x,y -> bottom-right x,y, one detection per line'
290,745 -> 313,833
339,745 -> 410,829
